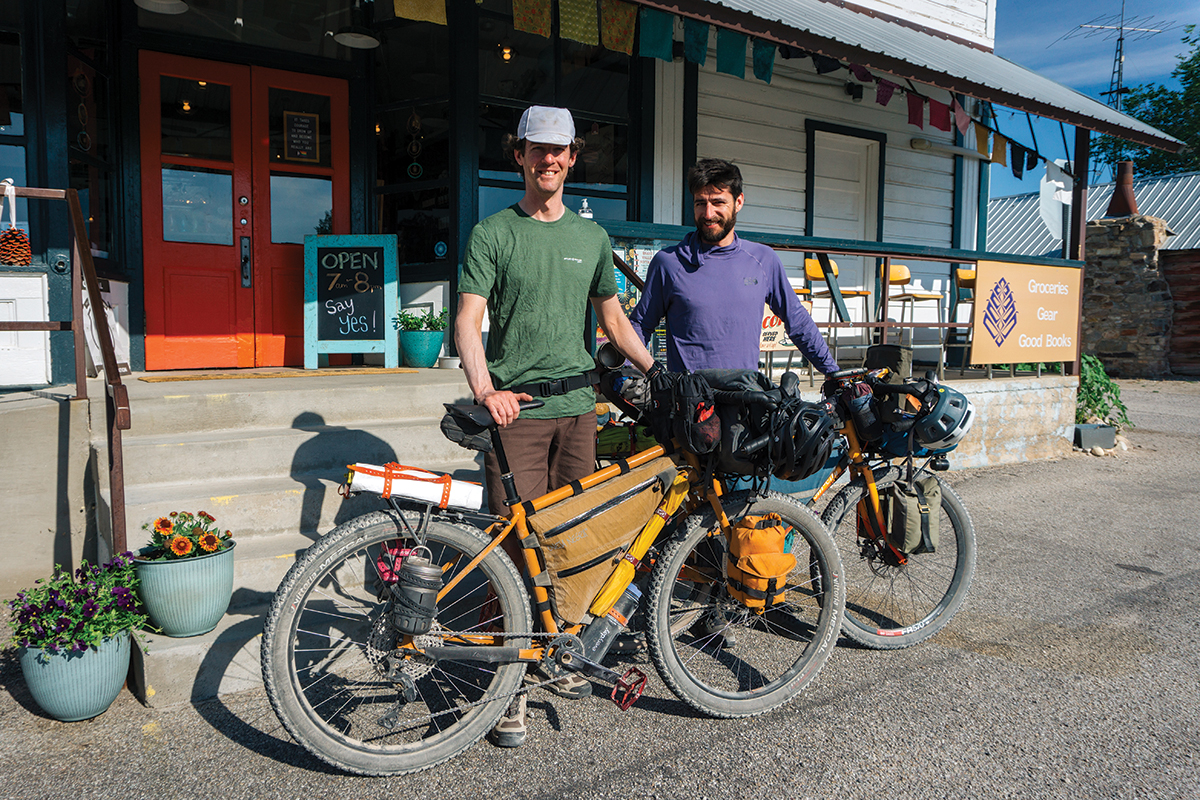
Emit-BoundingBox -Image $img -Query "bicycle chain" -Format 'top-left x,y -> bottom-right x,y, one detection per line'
372,630 -> 584,733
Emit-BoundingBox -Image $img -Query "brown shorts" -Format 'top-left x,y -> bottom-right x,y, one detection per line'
483,412 -> 596,516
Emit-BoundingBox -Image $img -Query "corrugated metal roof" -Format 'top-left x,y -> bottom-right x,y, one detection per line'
635,0 -> 1181,152
988,172 -> 1200,255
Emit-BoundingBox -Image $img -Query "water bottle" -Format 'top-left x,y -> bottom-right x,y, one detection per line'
579,583 -> 641,663
390,546 -> 442,636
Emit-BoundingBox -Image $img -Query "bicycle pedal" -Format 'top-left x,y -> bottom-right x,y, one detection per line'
610,667 -> 647,711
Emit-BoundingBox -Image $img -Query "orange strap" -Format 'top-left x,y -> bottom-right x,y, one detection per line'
350,462 -> 454,508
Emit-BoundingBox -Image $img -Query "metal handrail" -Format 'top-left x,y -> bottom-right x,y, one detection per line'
0,186 -> 130,552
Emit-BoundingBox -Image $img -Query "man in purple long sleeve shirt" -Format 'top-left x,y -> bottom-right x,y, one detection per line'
629,159 -> 839,376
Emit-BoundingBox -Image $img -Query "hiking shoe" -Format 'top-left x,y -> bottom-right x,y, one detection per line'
525,666 -> 593,699
701,611 -> 737,648
489,694 -> 527,748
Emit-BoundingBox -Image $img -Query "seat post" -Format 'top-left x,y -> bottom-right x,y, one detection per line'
489,428 -> 522,508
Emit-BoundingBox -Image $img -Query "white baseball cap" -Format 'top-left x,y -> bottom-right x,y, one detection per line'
517,106 -> 576,146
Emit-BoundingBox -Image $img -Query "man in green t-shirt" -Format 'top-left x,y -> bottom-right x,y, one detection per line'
455,106 -> 659,747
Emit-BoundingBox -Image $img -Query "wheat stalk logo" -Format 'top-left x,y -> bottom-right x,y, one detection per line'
983,277 -> 1018,346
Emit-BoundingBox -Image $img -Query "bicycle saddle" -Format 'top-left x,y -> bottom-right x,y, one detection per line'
444,399 -> 546,428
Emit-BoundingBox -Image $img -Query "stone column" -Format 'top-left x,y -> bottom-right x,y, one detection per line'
1082,215 -> 1173,378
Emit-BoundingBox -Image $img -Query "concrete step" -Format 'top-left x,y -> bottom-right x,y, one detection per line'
113,459 -> 485,549
123,370 -> 473,436
118,416 -> 472,485
130,603 -> 268,708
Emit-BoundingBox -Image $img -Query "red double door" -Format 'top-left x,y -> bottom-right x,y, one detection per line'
139,52 -> 350,369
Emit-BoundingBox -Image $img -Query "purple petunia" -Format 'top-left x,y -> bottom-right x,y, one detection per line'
81,599 -> 99,619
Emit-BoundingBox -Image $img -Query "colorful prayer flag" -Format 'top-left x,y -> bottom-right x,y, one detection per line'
929,97 -> 951,131
992,133 -> 1008,166
638,7 -> 673,61
952,98 -> 970,135
560,0 -> 598,46
600,0 -> 636,55
683,18 -> 708,65
393,0 -> 446,25
875,79 -> 897,107
849,64 -> 873,83
1026,149 -> 1038,171
974,122 -> 990,157
752,39 -> 776,83
511,0 -> 550,37
813,54 -> 841,74
907,93 -> 925,128
716,28 -> 746,78
1011,142 -> 1026,179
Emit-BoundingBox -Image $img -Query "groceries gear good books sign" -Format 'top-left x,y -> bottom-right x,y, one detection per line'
970,261 -> 1081,365
304,234 -> 399,369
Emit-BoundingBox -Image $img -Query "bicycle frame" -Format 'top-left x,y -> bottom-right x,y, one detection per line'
424,441 -> 732,669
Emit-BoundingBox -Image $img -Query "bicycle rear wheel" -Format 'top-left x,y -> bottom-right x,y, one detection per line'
646,491 -> 844,718
820,467 -> 975,649
261,510 -> 531,776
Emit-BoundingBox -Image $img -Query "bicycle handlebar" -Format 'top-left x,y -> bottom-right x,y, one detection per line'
711,389 -> 778,409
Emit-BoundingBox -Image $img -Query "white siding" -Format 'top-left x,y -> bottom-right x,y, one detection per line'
846,0 -> 995,49
653,58 -> 686,227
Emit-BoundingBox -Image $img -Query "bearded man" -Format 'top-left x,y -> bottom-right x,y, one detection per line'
629,159 -> 838,375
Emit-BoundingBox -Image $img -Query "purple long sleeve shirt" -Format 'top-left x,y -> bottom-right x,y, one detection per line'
629,232 -> 839,374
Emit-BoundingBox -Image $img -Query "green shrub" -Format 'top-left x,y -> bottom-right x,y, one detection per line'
1076,354 -> 1131,428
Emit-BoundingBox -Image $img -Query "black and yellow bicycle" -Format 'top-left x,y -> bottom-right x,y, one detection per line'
261,361 -> 846,775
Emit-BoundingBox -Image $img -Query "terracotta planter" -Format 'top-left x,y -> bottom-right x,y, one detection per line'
19,632 -> 131,721
134,542 -> 235,637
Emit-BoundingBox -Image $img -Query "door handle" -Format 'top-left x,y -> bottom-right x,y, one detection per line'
240,236 -> 251,288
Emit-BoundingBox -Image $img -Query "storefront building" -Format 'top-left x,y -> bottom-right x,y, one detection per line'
0,0 -> 1180,383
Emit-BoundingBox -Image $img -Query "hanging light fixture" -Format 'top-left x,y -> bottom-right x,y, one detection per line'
333,1 -> 380,49
134,0 -> 189,14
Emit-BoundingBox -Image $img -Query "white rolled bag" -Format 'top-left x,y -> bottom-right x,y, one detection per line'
345,462 -> 483,511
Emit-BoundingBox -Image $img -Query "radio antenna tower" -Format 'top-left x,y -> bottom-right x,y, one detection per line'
1053,1 -> 1173,181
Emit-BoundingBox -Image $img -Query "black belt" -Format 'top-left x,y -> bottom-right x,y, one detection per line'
501,372 -> 597,398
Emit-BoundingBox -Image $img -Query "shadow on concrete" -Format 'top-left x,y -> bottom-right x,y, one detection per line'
289,411 -> 398,541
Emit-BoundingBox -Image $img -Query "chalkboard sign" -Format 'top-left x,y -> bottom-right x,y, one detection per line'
304,234 -> 398,369
284,111 -> 319,163
316,246 -> 385,340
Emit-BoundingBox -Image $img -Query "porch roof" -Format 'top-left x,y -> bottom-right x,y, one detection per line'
634,0 -> 1183,153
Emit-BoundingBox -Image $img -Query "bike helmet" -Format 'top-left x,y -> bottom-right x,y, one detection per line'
912,386 -> 975,452
770,400 -> 838,481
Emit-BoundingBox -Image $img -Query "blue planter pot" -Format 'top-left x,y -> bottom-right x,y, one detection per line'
399,330 -> 445,368
19,632 -> 131,721
135,542 -> 235,637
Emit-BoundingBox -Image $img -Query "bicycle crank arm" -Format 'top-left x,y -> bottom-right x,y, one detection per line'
555,649 -> 624,683
419,646 -> 537,665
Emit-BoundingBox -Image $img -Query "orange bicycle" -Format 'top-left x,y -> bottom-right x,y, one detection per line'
261,369 -> 845,775
810,366 -> 977,649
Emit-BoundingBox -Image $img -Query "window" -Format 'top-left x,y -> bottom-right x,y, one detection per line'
0,29 -> 26,231
476,5 -> 631,221
372,18 -> 452,268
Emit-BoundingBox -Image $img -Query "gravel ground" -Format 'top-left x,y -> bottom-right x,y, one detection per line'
2,378 -> 1198,799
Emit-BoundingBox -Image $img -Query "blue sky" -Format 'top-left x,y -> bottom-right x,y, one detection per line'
989,0 -> 1197,196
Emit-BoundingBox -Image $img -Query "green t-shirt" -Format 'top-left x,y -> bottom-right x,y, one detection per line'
459,205 -> 617,419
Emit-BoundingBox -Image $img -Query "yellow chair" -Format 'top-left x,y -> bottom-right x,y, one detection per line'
881,263 -> 945,378
944,267 -> 976,375
806,258 -> 872,364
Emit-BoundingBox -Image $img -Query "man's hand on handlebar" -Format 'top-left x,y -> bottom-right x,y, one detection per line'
480,388 -> 534,428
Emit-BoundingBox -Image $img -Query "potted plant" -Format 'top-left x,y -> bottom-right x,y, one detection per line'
7,553 -> 147,721
394,308 -> 448,368
134,511 -> 235,637
1074,354 -> 1131,450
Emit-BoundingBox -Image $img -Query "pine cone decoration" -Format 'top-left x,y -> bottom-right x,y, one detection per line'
0,226 -> 31,265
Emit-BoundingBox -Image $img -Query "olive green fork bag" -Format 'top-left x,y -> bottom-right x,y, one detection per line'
888,475 -> 941,554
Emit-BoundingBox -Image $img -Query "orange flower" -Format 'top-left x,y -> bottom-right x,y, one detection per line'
198,533 -> 221,552
154,517 -> 173,535
169,535 -> 193,556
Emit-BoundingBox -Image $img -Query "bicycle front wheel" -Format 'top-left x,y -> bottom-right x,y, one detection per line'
820,468 -> 976,649
261,510 -> 531,776
646,491 -> 844,718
